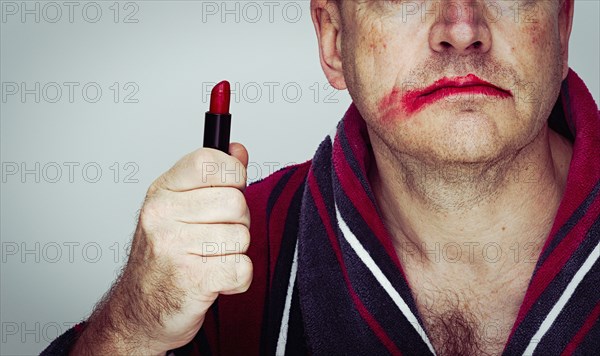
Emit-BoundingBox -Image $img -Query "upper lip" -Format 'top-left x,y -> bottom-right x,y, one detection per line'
417,74 -> 512,97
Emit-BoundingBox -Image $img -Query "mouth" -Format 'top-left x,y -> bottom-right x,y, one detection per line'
402,74 -> 513,114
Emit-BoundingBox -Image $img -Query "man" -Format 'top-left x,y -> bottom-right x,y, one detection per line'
44,0 -> 599,354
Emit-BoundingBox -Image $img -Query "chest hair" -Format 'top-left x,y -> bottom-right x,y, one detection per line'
413,284 -> 522,356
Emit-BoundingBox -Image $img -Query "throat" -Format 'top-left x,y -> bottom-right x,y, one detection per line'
368,123 -> 571,250
369,139 -> 566,270
395,159 -> 519,214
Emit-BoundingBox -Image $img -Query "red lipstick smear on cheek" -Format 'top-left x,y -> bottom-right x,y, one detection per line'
377,87 -> 422,123
377,88 -> 409,123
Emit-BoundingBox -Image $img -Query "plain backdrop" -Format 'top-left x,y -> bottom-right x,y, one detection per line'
1,1 -> 598,354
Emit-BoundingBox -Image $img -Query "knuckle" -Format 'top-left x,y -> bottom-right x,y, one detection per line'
147,174 -> 164,193
139,201 -> 160,231
141,193 -> 169,222
235,164 -> 248,188
235,257 -> 253,292
146,181 -> 160,197
226,189 -> 247,220
201,265 -> 221,293
148,170 -> 172,194
139,201 -> 181,249
219,158 -> 245,187
235,226 -> 251,252
193,149 -> 219,180
201,255 -> 252,294
215,259 -> 238,289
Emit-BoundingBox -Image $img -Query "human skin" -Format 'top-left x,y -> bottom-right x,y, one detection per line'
69,0 -> 576,354
311,0 -> 574,353
70,144 -> 253,355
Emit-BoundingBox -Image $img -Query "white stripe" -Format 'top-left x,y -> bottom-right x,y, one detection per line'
275,240 -> 299,356
335,205 -> 437,355
523,240 -> 600,355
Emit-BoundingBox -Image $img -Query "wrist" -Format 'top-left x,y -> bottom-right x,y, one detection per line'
72,320 -> 167,356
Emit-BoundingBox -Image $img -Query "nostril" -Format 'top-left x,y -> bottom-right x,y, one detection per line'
472,41 -> 482,49
441,41 -> 452,49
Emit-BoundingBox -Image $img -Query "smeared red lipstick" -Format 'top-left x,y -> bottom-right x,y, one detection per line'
379,74 -> 512,121
402,74 -> 512,114
204,80 -> 232,153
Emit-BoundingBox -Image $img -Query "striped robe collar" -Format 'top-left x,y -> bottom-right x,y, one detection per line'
274,69 -> 600,355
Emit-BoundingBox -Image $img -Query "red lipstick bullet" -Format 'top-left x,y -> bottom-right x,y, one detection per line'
203,80 -> 231,153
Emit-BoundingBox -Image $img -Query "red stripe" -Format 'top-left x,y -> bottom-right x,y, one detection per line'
513,196 -> 600,330
268,165 -> 311,285
332,128 -> 406,278
308,170 -> 402,355
550,70 -> 600,239
218,162 -> 310,355
510,70 -> 600,335
560,301 -> 600,355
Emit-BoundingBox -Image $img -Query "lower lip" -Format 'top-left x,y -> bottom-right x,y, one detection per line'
378,85 -> 512,121
403,85 -> 511,114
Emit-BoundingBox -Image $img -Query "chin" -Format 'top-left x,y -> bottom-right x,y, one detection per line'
404,109 -> 525,165
432,141 -> 507,165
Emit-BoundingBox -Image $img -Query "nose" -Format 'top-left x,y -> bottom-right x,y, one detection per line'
429,0 -> 492,54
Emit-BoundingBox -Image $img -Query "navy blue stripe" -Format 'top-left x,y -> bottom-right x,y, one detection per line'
260,166 -> 300,354
548,95 -> 575,142
40,325 -> 80,355
535,243 -> 600,354
297,134 -> 390,354
503,214 -> 600,354
310,136 -> 337,224
266,167 -> 299,222
265,183 -> 306,356
536,178 -> 600,267
561,77 -> 577,136
331,166 -> 425,329
337,222 -> 434,355
296,192 -> 390,355
574,311 -> 600,355
284,282 -> 309,355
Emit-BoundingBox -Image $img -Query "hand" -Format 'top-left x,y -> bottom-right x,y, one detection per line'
72,143 -> 252,355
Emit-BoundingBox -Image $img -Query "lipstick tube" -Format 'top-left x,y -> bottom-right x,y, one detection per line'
203,80 -> 231,154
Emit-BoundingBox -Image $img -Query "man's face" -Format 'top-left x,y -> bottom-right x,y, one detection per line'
323,0 -> 572,164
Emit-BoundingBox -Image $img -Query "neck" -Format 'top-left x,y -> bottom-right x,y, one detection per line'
368,125 -> 572,275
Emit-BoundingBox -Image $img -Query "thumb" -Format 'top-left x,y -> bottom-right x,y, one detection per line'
229,142 -> 249,168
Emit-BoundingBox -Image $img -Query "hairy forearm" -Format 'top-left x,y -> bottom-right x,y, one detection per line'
69,280 -> 165,356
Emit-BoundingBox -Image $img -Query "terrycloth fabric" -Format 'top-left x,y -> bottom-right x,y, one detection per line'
42,69 -> 599,355
196,69 -> 600,356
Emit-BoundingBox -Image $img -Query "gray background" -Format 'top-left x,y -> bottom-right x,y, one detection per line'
1,1 -> 598,354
